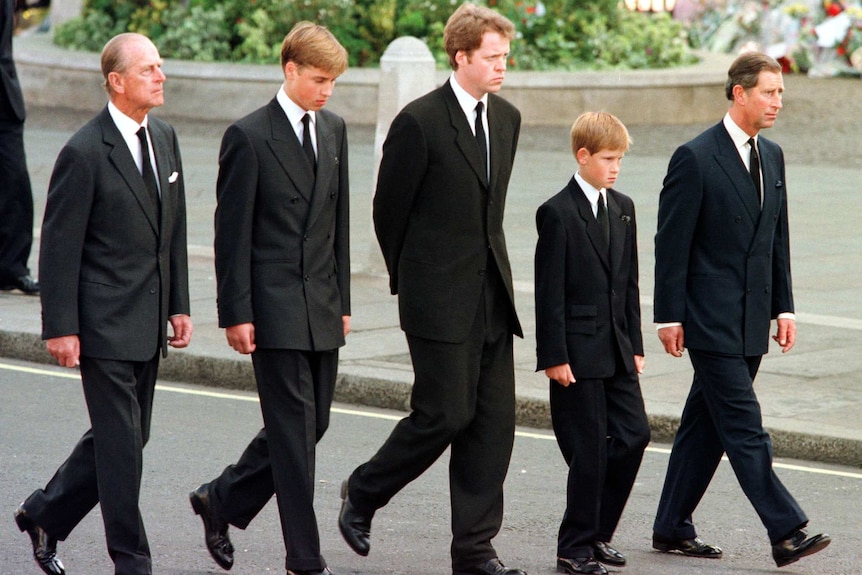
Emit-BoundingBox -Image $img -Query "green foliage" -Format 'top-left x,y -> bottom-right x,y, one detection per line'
53,0 -> 697,70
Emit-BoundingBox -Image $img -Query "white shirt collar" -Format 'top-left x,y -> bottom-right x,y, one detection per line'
723,113 -> 757,165
277,85 -> 315,142
108,101 -> 154,176
575,171 -> 606,216
449,73 -> 488,129
108,101 -> 147,138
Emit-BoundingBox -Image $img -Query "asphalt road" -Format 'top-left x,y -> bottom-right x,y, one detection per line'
2,358 -> 861,575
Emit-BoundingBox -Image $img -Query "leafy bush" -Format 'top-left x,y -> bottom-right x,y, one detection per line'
53,0 -> 698,70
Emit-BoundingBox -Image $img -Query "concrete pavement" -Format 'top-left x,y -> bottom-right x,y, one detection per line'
2,74 -> 862,467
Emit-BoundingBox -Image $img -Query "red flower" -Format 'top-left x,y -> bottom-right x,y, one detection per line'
837,44 -> 846,54
826,2 -> 843,16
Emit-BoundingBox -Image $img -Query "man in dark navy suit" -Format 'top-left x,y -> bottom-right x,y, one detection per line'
651,51 -> 830,569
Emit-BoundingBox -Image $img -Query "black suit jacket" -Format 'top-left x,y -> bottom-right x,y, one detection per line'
0,0 -> 24,123
373,81 -> 521,343
39,107 -> 190,360
214,99 -> 350,351
654,122 -> 793,356
535,178 -> 642,378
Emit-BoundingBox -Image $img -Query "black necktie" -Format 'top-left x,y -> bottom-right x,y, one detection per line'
597,193 -> 609,250
136,127 -> 160,214
474,101 -> 488,183
302,113 -> 316,173
748,137 -> 761,205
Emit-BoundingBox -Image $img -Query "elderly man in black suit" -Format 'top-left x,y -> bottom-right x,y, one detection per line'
0,0 -> 38,294
187,22 -> 350,575
652,51 -> 830,569
337,4 -> 525,575
13,33 -> 192,575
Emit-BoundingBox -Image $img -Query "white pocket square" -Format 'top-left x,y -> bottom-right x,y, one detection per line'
168,171 -> 179,184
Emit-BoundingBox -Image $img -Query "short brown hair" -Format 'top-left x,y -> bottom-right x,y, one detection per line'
724,51 -> 782,100
443,3 -> 515,70
570,112 -> 631,156
281,21 -> 348,76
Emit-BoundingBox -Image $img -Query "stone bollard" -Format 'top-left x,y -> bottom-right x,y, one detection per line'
366,36 -> 436,274
48,0 -> 83,28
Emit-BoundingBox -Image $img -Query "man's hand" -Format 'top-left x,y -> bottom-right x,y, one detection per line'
634,354 -> 645,374
773,317 -> 796,353
46,335 -> 80,368
545,363 -> 576,387
226,322 -> 256,354
168,314 -> 193,348
658,325 -> 685,357
342,315 -> 351,337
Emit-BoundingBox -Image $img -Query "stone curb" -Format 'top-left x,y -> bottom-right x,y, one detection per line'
4,329 -> 861,468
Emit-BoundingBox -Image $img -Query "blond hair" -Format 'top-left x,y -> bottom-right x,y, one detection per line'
570,112 -> 632,156
281,21 -> 348,76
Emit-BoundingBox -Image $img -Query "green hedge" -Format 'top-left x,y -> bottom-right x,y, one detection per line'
53,0 -> 698,70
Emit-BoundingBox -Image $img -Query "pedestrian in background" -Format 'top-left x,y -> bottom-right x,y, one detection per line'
0,0 -> 38,295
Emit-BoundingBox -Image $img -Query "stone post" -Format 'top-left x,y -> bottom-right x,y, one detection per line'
49,0 -> 83,28
366,36 -> 436,274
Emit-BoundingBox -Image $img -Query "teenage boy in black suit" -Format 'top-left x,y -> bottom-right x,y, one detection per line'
188,22 -> 350,575
534,112 -> 650,575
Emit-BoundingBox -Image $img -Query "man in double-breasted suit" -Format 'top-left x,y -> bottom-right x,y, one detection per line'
652,51 -> 830,569
534,112 -> 650,575
337,5 -> 525,575
0,0 -> 38,294
14,33 -> 191,575
188,23 -> 349,575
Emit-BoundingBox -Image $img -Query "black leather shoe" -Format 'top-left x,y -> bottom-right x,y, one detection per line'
460,558 -> 528,575
190,483 -> 234,570
13,505 -> 65,575
772,529 -> 831,567
1,275 -> 39,295
591,541 -> 625,566
557,557 -> 607,574
652,533 -> 722,558
287,569 -> 333,575
338,480 -> 372,556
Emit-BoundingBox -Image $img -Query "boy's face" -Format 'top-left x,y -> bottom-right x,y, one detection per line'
576,147 -> 625,190
283,61 -> 338,112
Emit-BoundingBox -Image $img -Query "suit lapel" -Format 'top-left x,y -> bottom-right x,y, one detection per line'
101,109 -> 159,235
566,178 -> 610,270
607,191 -> 626,276
306,111 -> 338,230
442,82 -> 488,189
266,100 -> 315,203
713,124 -> 761,223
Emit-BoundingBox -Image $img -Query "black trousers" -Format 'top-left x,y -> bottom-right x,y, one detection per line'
348,268 -> 516,573
550,365 -> 649,558
0,120 -> 34,282
211,348 -> 337,572
654,349 -> 807,543
24,354 -> 160,575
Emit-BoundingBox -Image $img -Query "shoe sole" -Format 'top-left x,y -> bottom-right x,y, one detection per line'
775,536 -> 832,567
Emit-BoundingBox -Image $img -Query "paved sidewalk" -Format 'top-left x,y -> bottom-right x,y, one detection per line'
2,87 -> 862,466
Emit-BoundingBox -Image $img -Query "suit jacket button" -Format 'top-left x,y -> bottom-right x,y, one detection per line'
304,275 -> 310,281
149,288 -> 157,294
